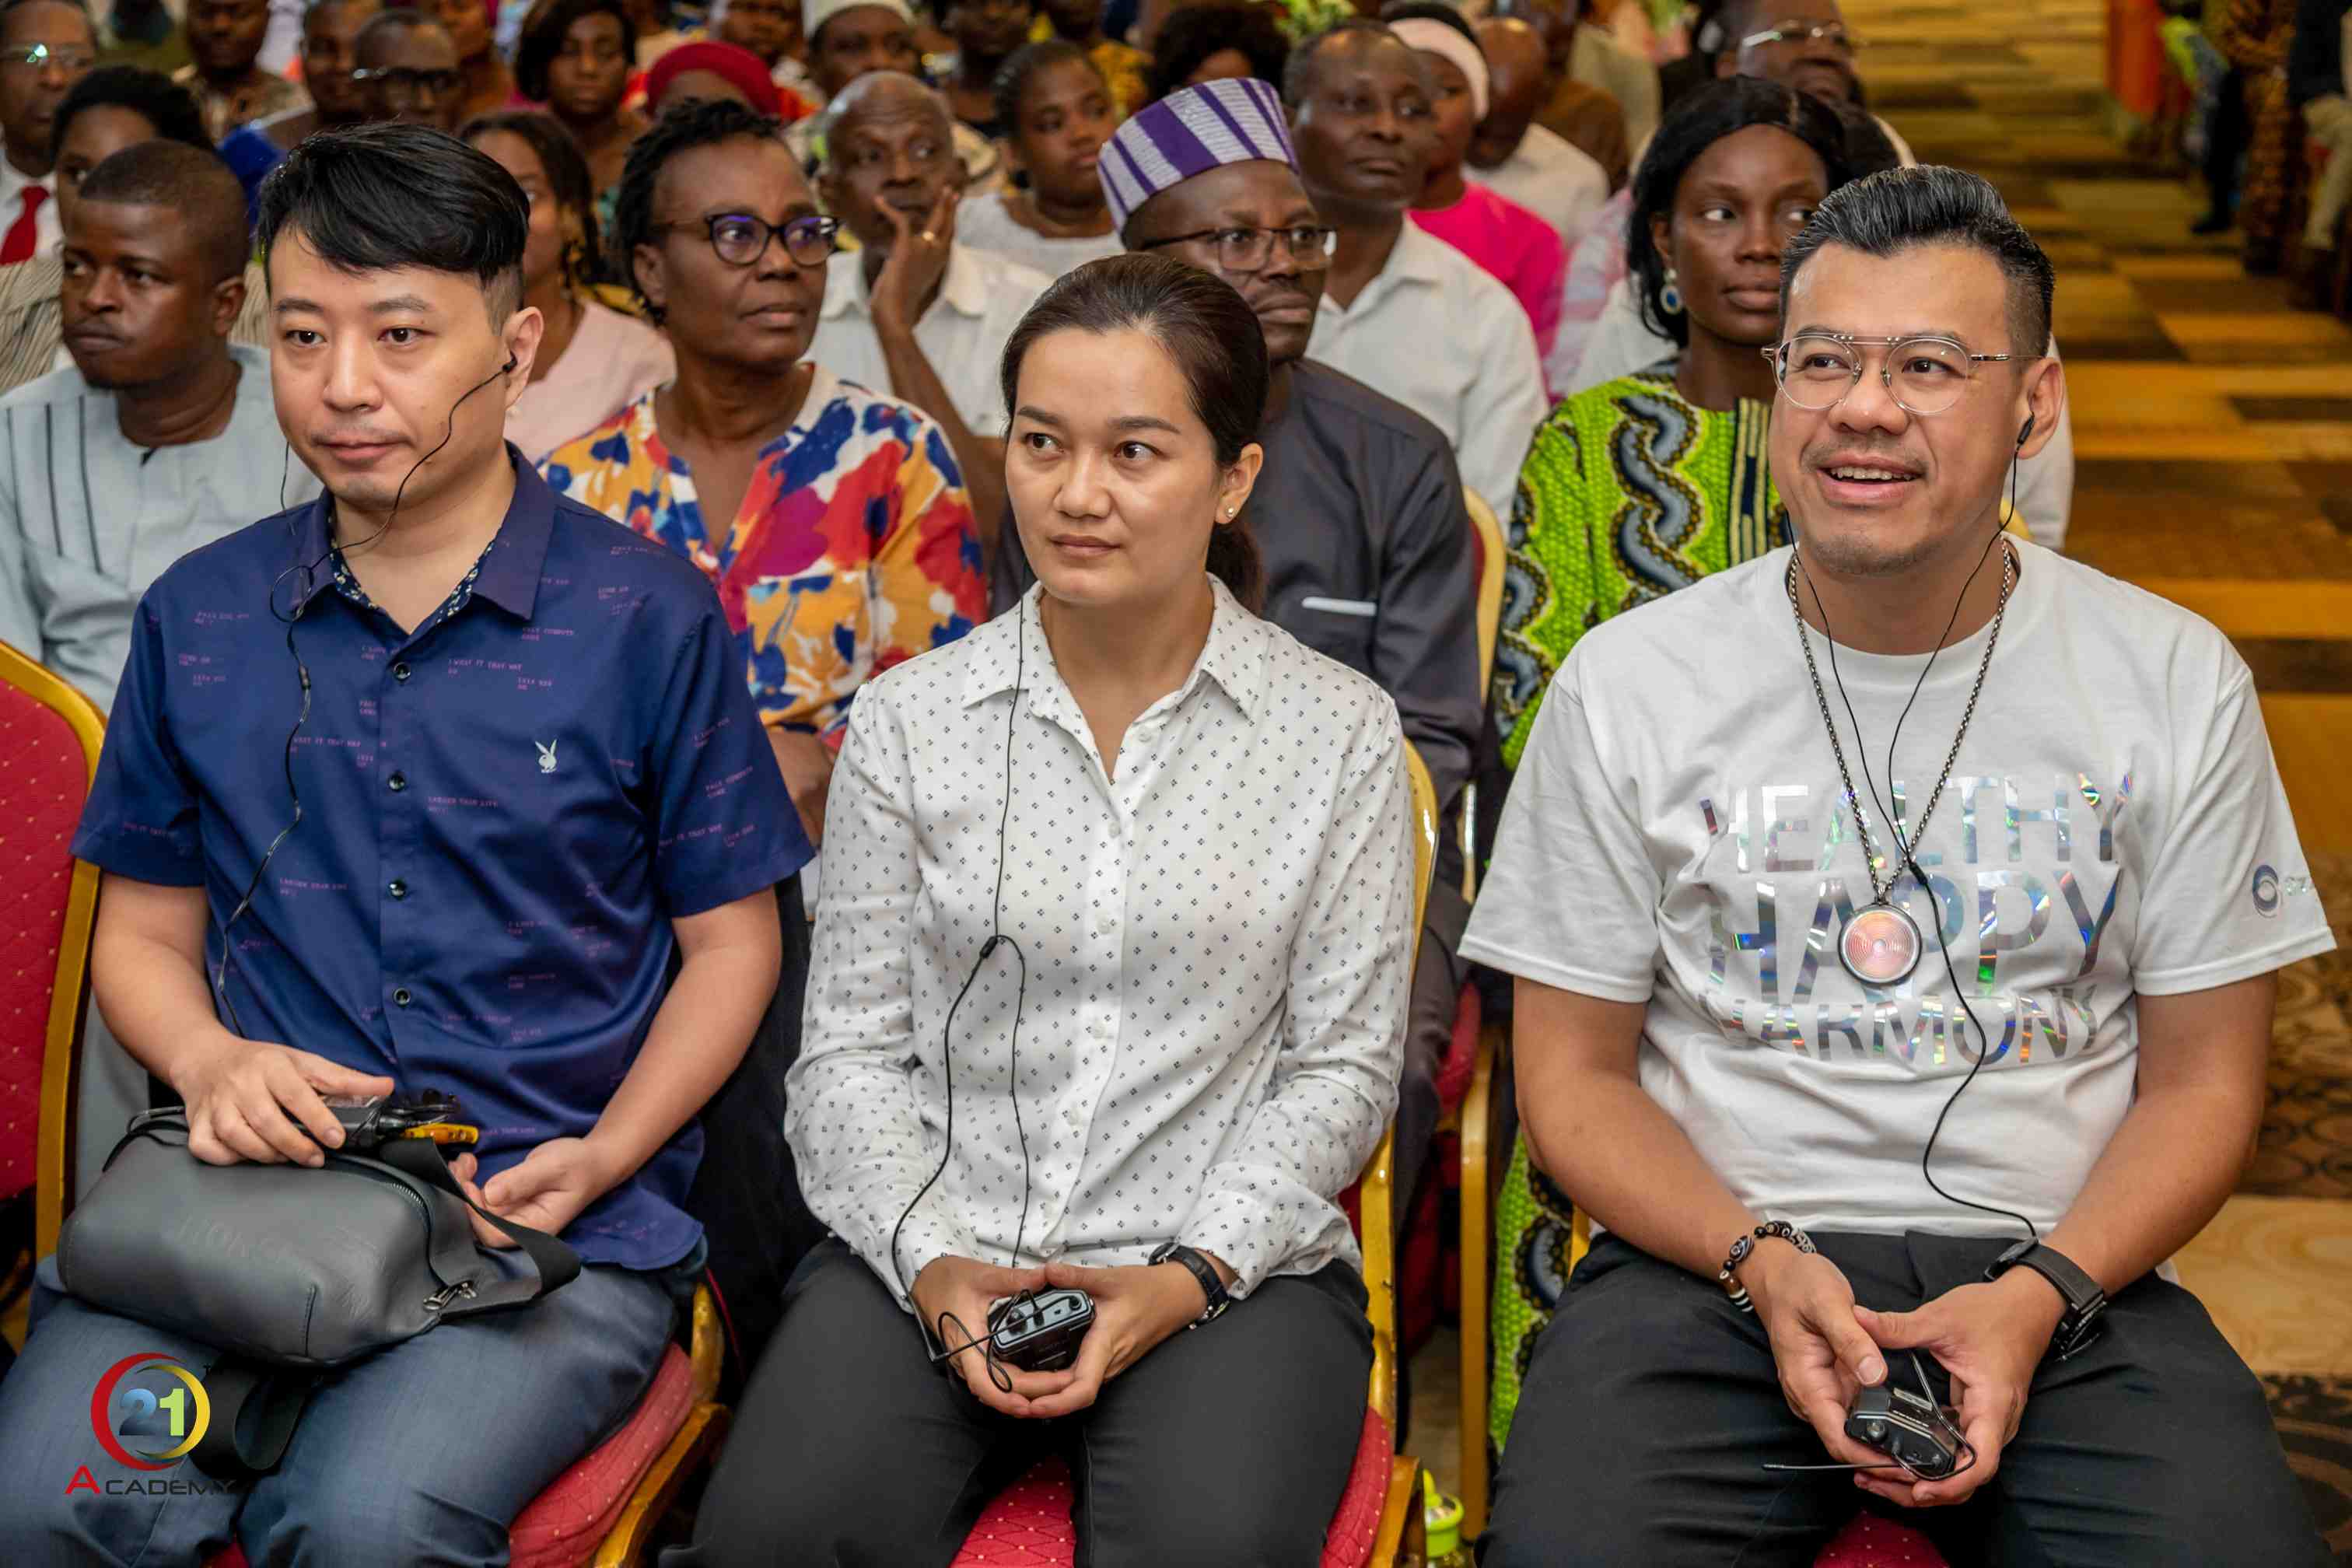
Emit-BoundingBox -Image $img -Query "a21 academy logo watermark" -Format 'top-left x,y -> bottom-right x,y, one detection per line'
64,1353 -> 244,1496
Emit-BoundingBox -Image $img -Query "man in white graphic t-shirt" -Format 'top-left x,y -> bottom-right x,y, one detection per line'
1466,166 -> 2334,1566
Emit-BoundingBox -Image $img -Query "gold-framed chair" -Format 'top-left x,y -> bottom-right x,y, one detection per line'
1458,488 -> 1506,905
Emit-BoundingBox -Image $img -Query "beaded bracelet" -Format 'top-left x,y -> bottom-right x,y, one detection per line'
1716,1220 -> 1818,1313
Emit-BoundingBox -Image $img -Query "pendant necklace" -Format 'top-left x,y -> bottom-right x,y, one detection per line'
1785,544 -> 2014,987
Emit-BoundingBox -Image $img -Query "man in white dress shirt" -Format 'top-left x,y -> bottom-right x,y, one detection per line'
1286,19 -> 1545,518
0,0 -> 96,264
811,68 -> 1048,551
1469,15 -> 1608,248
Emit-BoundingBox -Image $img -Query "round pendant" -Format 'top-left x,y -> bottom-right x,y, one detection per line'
1839,901 -> 1923,987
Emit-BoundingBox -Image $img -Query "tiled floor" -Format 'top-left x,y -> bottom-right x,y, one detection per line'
1410,0 -> 2352,1552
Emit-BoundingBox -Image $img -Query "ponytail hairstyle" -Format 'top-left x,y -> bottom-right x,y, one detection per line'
998,252 -> 1268,610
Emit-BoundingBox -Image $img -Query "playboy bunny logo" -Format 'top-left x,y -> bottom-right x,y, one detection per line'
536,739 -> 558,775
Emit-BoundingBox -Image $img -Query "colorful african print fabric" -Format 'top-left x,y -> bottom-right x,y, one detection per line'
1491,369 -> 1785,768
1489,1136 -> 1587,1458
540,365 -> 985,740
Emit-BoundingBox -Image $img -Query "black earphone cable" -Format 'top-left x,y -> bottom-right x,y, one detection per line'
890,596 -> 1037,1393
208,355 -> 520,1037
1792,439 -> 2039,1244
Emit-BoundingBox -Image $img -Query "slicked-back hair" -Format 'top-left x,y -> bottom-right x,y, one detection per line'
611,96 -> 789,320
1628,75 -> 1850,347
998,252 -> 1268,609
1281,18 -> 1413,110
255,122 -> 528,320
76,140 -> 252,283
1780,165 -> 2054,355
54,65 -> 210,158
462,108 -> 603,284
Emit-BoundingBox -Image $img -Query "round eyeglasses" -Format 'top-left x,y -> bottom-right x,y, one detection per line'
1762,333 -> 2011,416
656,213 -> 842,268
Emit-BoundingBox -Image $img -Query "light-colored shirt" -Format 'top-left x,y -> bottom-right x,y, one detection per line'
1566,279 -> 2075,551
1471,121 -> 1611,249
789,577 -> 1416,1305
1307,219 -> 1546,518
506,301 -> 675,464
1411,182 -> 1568,375
954,190 -> 1123,281
809,242 -> 1053,441
0,342 -> 320,709
540,364 -> 985,740
0,158 -> 58,261
1465,541 -> 2335,1240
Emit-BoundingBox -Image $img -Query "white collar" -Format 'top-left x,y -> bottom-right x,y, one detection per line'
823,241 -> 993,323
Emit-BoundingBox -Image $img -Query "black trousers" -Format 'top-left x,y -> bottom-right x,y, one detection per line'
1481,1233 -> 2327,1568
668,1240 -> 1374,1568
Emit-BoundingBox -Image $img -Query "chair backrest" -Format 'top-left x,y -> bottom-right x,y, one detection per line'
1462,488 -> 1506,695
1402,741 -> 1437,936
0,639 -> 104,1258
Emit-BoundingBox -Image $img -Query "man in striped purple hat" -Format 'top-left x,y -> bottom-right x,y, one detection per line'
998,75 -> 1486,1279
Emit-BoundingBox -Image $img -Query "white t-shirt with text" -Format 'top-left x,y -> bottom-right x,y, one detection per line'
1462,541 -> 2334,1238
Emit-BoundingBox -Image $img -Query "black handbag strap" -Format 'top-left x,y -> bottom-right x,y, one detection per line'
374,1138 -> 583,1314
191,1357 -> 310,1480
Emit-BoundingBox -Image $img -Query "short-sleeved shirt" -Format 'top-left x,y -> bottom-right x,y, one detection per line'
71,453 -> 811,1271
1462,541 -> 2336,1239
541,365 -> 985,741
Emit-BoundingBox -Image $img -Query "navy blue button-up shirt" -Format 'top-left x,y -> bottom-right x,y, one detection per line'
72,453 -> 811,1271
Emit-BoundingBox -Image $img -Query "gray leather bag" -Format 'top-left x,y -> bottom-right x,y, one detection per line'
56,1110 -> 580,1472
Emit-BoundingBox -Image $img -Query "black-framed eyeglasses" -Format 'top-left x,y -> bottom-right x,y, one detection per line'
1740,20 -> 1860,51
351,65 -> 460,99
654,212 -> 842,268
1763,333 -> 2011,415
0,42 -> 96,71
1132,225 -> 1338,272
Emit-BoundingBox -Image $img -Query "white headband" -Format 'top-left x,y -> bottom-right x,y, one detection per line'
1390,17 -> 1490,122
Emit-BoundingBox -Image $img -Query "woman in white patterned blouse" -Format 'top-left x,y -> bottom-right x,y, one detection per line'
674,253 -> 1418,1566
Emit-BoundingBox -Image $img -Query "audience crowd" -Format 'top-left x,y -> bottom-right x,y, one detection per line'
0,0 -> 2338,1564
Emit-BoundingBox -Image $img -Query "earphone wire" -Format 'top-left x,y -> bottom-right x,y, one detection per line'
891,593 -> 1036,1393
1793,449 -> 2038,1244
207,358 -> 518,1038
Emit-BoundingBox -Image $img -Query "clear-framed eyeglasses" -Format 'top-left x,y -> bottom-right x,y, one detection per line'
1762,333 -> 2012,415
1739,19 -> 1861,52
655,212 -> 842,268
0,41 -> 97,72
1132,225 -> 1339,272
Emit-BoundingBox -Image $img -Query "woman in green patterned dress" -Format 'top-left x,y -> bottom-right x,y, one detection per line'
1483,76 -> 1856,1455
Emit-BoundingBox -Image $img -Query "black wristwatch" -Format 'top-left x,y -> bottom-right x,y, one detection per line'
1148,1242 -> 1230,1327
1984,1240 -> 2106,1359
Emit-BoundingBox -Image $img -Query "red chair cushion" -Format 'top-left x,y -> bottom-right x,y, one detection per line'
1815,1512 -> 1949,1566
509,1342 -> 696,1568
949,1408 -> 1396,1568
199,1344 -> 695,1568
1433,985 -> 1480,1117
0,672 -> 91,1196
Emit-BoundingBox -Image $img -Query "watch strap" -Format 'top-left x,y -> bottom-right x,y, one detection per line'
1986,1241 -> 2106,1358
1150,1243 -> 1229,1325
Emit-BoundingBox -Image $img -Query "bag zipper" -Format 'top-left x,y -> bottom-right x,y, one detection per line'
324,1153 -> 463,1304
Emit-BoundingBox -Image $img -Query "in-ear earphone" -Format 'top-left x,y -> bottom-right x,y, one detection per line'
2016,413 -> 2035,448
502,355 -> 517,374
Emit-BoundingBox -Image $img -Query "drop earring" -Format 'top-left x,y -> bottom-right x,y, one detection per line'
1661,267 -> 1685,316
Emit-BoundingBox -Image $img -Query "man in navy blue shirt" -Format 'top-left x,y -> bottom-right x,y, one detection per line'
0,124 -> 810,1565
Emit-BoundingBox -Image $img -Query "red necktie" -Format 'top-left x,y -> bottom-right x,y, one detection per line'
2,184 -> 47,264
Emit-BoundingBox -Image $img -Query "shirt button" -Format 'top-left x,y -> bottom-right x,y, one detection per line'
392,987 -> 412,1007
392,662 -> 411,683
387,879 -> 408,900
387,772 -> 407,793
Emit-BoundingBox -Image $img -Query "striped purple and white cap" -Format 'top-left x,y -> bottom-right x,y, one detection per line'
1097,77 -> 1300,232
